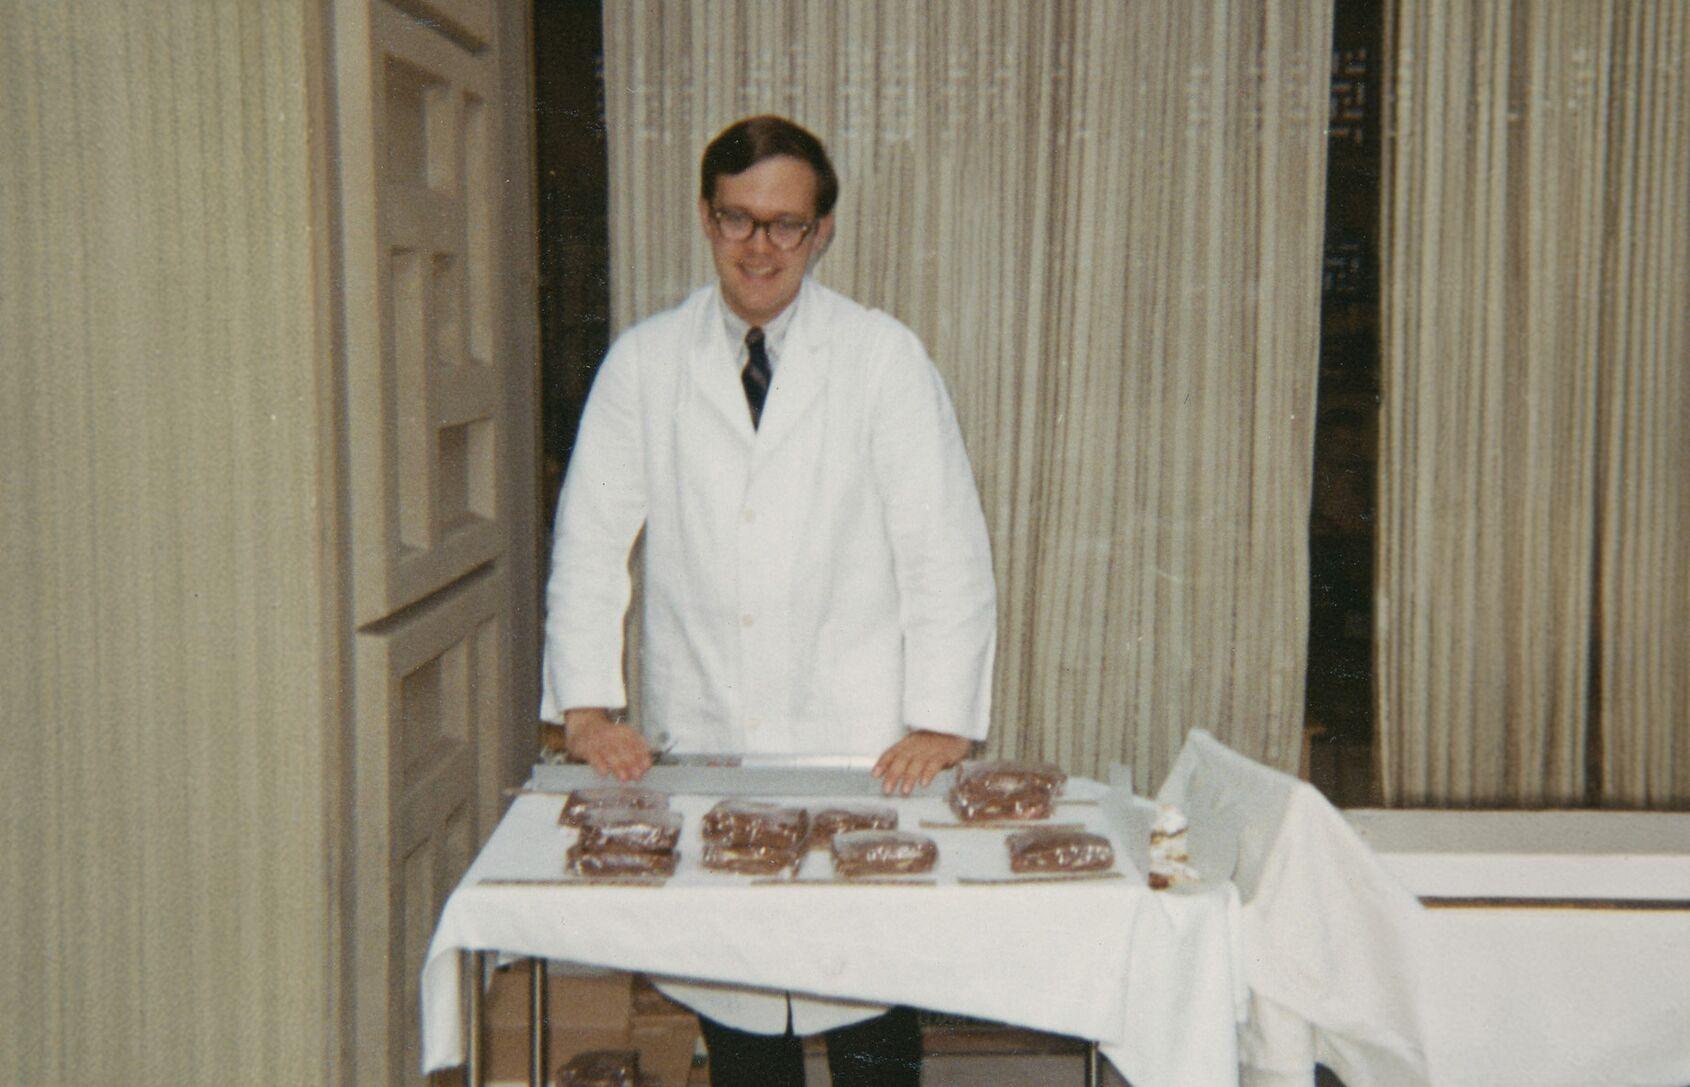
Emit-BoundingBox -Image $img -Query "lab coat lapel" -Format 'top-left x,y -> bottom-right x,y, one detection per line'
753,282 -> 830,457
684,290 -> 758,444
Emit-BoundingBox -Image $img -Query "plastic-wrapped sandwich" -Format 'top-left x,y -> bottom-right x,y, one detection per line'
700,800 -> 810,849
947,759 -> 1067,821
565,802 -> 682,880
558,785 -> 670,827
701,800 -> 810,874
1006,828 -> 1115,873
565,844 -> 680,879
700,843 -> 806,876
556,1048 -> 660,1087
831,830 -> 938,878
575,809 -> 683,854
806,805 -> 899,851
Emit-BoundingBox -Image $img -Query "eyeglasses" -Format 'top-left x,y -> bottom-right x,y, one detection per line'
709,207 -> 817,251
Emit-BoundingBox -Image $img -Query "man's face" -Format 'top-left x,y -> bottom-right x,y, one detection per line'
699,155 -> 835,327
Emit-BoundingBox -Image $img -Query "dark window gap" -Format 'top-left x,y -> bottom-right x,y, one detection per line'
1305,0 -> 1385,807
533,0 -> 612,538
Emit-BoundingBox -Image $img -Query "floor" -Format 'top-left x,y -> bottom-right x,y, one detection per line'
470,1018 -> 1352,1086
681,1018 -> 1129,1086
689,1019 -> 1354,1086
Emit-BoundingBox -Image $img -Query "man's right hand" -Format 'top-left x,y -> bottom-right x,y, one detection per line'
564,707 -> 653,782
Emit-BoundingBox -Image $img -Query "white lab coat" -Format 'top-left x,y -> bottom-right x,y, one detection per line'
540,279 -> 996,1033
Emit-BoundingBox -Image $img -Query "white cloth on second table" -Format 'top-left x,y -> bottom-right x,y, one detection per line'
1408,909 -> 1690,1087
420,788 -> 1243,1087
1158,730 -> 1436,1086
1350,809 -> 1690,1087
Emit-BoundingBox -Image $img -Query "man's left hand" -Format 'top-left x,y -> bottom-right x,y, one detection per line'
872,730 -> 974,795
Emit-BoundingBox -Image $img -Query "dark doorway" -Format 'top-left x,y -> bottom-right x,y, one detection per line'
533,0 -> 612,531
1305,0 -> 1385,807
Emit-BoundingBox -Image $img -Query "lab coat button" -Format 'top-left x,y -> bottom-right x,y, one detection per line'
741,614 -> 754,627
742,509 -> 755,524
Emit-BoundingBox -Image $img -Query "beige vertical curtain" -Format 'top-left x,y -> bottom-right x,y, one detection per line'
1595,3 -> 1690,807
603,1 -> 1332,789
2,4 -> 340,1081
1379,0 -> 1688,806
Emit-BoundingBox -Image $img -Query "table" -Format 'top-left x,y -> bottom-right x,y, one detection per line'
421,765 -> 1244,1087
1347,808 -> 1690,1087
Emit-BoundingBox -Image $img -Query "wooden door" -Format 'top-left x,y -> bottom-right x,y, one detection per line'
331,1 -> 535,1081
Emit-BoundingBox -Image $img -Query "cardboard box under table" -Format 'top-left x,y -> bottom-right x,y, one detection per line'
629,977 -> 700,1087
479,965 -> 698,1087
420,763 -> 1244,1087
485,964 -> 631,1085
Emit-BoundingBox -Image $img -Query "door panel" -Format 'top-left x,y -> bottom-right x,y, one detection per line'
392,0 -> 495,50
333,0 -> 528,1082
355,568 -> 505,1083
344,0 -> 506,626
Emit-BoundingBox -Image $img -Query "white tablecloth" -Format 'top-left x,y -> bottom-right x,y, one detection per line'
421,771 -> 1244,1087
1159,731 -> 1436,1087
1348,809 -> 1690,1087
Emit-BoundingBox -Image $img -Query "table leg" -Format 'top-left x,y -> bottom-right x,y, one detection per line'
529,956 -> 550,1087
466,951 -> 486,1087
1085,1040 -> 1101,1087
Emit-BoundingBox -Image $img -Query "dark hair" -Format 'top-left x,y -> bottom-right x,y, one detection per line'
700,115 -> 839,218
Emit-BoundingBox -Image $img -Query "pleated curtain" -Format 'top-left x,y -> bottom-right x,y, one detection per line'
1379,0 -> 1688,805
603,1 -> 1333,790
1593,3 -> 1690,807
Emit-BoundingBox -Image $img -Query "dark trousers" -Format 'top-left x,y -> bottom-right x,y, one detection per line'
698,1005 -> 923,1087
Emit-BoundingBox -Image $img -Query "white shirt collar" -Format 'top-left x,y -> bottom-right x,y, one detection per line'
720,281 -> 803,369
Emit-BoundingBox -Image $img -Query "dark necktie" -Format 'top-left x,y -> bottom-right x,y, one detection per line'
742,326 -> 771,429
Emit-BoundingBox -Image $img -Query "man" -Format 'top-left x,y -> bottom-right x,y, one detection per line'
541,115 -> 997,1087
